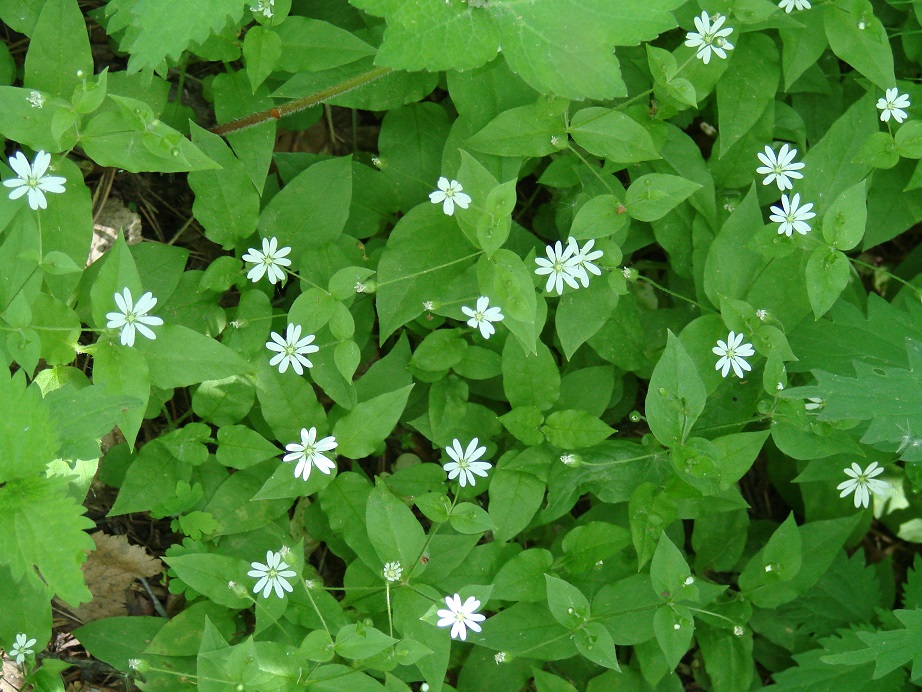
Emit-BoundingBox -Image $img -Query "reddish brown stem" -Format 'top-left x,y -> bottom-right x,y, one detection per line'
210,66 -> 392,137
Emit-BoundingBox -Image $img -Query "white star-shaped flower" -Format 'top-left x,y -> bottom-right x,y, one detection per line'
461,296 -> 504,339
805,397 -> 825,411
283,426 -> 338,481
535,240 -> 580,295
877,88 -> 911,124
837,461 -> 889,508
566,237 -> 604,288
242,236 -> 292,285
429,177 -> 471,216
769,193 -> 816,236
105,288 -> 164,347
3,150 -> 66,210
443,438 -> 492,487
756,144 -> 805,191
247,549 -> 297,598
778,0 -> 811,11
250,0 -> 274,18
382,561 -> 403,582
684,12 -> 734,64
436,593 -> 486,641
27,90 -> 45,108
9,633 -> 36,666
266,323 -> 319,375
713,331 -> 755,379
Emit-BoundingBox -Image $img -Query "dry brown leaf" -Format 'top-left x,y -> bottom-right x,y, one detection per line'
72,532 -> 162,623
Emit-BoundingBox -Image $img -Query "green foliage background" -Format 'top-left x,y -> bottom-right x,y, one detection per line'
1,0 -> 922,689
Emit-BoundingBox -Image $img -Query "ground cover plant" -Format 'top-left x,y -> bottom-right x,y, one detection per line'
2,0 -> 922,689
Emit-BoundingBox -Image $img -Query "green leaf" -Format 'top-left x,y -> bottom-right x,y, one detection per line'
502,337 -> 560,410
825,609 -> 922,681
645,331 -> 707,447
630,482 -> 677,570
575,621 -> 621,671
136,324 -> 253,389
216,425 -> 280,469
715,34 -> 779,156
545,574 -> 590,628
569,194 -> 629,241
0,369 -> 58,483
824,0 -> 895,90
560,522 -> 631,574
478,602 -> 576,659
821,180 -> 867,251
188,123 -> 260,249
625,174 -> 700,222
854,131 -> 899,169
379,102 -> 451,209
738,513 -> 803,602
164,553 -> 251,609
568,108 -> 660,164
650,534 -> 692,599
74,616 -> 165,673
805,245 -> 851,319
410,330 -> 467,373
23,0 -> 92,99
450,502 -> 497,534
499,407 -> 546,446
555,279 -> 619,359
467,97 -> 568,158
653,604 -> 694,669
334,623 -> 397,661
895,121 -> 922,159
366,479 -> 426,572
479,251 -> 540,351
242,25 -> 281,93
258,156 -> 352,261
542,410 -> 613,450
533,669 -> 579,692
778,630 -> 904,690
493,548 -> 554,602
0,477 -> 94,605
333,385 -> 413,459
488,469 -> 545,541
112,0 -> 249,73
45,383 -> 142,461
274,17 -> 375,72
91,340 -> 149,448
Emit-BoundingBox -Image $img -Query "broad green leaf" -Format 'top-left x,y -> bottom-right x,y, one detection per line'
568,108 -> 660,164
821,180 -> 867,251
366,479 -> 426,573
335,624 -> 397,661
379,102 -> 451,210
257,156 -> 352,261
136,324 -> 252,389
188,123 -> 260,249
216,425 -> 280,469
410,330 -> 467,374
645,331 -> 707,447
650,534 -> 693,600
499,406 -> 545,446
533,669 -> 578,692
74,616 -> 165,673
630,482 -> 677,570
778,630 -> 904,690
895,121 -> 922,159
545,574 -> 590,628
653,604 -> 694,669
0,476 -> 94,605
467,97 -> 568,158
542,410 -> 614,449
824,0 -> 895,90
805,245 -> 851,319
450,502 -> 497,534
780,8 -> 827,90
274,17 -> 375,72
716,34 -> 779,156
28,293 -> 79,365
334,385 -> 413,459
477,602 -> 576,659
242,26 -> 281,92
560,521 -> 631,574
23,0 -> 92,99
854,131 -> 899,169
625,174 -> 700,222
192,375 -> 256,427
502,337 -> 560,410
164,553 -> 251,609
493,548 -> 554,602
488,469 -> 545,541
569,194 -> 629,241
575,621 -> 621,671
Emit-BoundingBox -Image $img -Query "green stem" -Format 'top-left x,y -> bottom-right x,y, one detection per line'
850,256 -> 921,296
210,66 -> 392,137
375,252 -> 483,288
634,273 -> 707,310
405,491 -> 460,583
566,143 -> 617,194
303,581 -> 331,637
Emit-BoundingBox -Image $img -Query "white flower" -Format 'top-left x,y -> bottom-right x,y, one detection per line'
383,561 -> 403,582
566,237 -> 604,288
443,438 -> 492,487
684,12 -> 734,64
805,397 -> 825,411
355,282 -> 367,293
266,323 -> 319,375
242,236 -> 292,285
436,593 -> 486,641
461,296 -> 504,339
9,633 -> 36,666
429,177 -> 471,216
27,90 -> 45,108
560,454 -> 577,466
683,576 -> 695,586
248,549 -> 297,598
756,309 -> 768,321
128,658 -> 142,671
105,288 -> 163,347
713,331 -> 755,379
250,0 -> 274,18
535,240 -> 580,295
756,144 -> 805,191
495,651 -> 507,664
769,193 -> 816,236
423,300 -> 435,311
778,0 -> 811,11
877,88 -> 911,124
283,427 -> 338,480
733,626 -> 744,637
837,461 -> 889,509
3,150 -> 66,210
